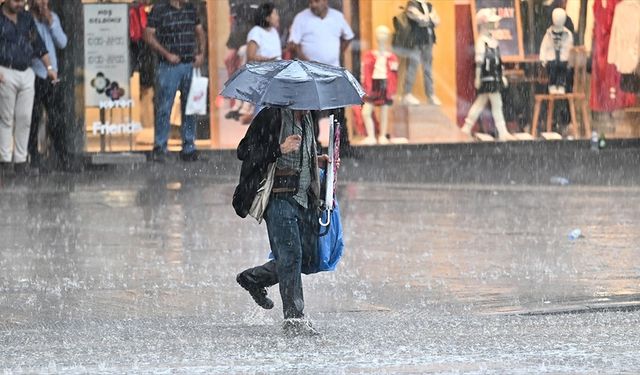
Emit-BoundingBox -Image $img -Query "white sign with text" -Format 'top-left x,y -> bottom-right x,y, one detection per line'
83,3 -> 130,107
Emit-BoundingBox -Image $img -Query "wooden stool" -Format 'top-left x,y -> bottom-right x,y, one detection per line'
530,92 -> 591,137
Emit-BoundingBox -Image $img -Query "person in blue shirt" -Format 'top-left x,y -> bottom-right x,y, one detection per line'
0,0 -> 57,177
28,0 -> 67,171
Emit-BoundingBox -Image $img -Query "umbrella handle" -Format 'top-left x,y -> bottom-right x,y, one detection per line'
319,209 -> 331,227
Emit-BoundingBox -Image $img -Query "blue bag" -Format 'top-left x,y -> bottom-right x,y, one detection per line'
266,199 -> 344,274
312,199 -> 344,273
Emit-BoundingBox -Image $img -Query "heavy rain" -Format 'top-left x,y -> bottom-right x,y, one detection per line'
1,0 -> 640,373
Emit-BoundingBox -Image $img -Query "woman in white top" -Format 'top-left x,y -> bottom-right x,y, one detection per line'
227,2 -> 281,122
246,2 -> 282,62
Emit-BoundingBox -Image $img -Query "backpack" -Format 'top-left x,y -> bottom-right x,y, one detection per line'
392,8 -> 412,50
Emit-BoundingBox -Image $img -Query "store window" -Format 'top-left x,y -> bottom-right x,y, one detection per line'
79,0 -> 640,153
81,0 -> 212,153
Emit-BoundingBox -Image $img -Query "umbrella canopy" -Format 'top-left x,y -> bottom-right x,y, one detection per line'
220,60 -> 365,110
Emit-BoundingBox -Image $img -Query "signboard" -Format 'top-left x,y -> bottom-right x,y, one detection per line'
471,0 -> 524,61
83,3 -> 130,107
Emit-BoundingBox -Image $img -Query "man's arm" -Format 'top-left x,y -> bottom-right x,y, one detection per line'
429,4 -> 440,27
339,14 -> 355,60
287,13 -> 309,61
340,38 -> 352,55
50,13 -> 68,49
194,24 -> 206,68
40,54 -> 58,81
144,27 -> 180,64
287,42 -> 309,61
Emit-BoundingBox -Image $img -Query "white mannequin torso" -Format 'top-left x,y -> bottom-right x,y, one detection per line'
372,51 -> 390,79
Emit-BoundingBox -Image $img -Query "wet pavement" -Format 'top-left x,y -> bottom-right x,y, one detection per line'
1,143 -> 640,373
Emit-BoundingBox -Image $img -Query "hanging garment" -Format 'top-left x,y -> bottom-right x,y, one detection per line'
590,0 -> 636,112
607,0 -> 640,75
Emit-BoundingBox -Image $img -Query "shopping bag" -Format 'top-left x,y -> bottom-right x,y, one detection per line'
314,199 -> 344,273
185,68 -> 209,115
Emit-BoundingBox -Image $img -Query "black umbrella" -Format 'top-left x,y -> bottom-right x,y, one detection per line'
220,60 -> 365,110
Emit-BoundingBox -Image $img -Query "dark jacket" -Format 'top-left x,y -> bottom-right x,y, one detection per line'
232,107 -> 283,218
407,0 -> 436,46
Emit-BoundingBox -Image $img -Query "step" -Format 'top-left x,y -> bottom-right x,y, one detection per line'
392,104 -> 464,143
89,152 -> 147,165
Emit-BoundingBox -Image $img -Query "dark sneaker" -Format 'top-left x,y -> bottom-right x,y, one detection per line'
236,274 -> 274,309
282,318 -> 320,337
0,162 -> 14,179
180,151 -> 207,162
151,149 -> 168,163
14,162 -> 38,177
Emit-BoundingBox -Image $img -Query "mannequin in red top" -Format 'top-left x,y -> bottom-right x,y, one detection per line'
591,0 -> 635,112
361,25 -> 399,145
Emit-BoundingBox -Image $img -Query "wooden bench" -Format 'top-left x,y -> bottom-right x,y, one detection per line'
531,92 -> 591,137
530,47 -> 591,138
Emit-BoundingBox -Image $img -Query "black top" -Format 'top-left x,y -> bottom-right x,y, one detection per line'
233,107 -> 283,218
147,2 -> 200,63
0,10 -> 47,71
407,0 -> 436,46
478,43 -> 503,94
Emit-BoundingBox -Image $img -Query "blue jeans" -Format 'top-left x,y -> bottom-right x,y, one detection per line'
240,195 -> 318,319
404,43 -> 434,98
153,62 -> 196,154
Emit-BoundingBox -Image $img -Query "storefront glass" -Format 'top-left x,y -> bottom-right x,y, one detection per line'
77,0 -> 639,152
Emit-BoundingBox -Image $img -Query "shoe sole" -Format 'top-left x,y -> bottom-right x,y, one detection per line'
236,274 -> 274,310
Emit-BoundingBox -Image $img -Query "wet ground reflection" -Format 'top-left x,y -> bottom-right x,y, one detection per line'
1,174 -> 639,372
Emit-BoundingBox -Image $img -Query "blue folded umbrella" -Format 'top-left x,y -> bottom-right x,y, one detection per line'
313,200 -> 344,273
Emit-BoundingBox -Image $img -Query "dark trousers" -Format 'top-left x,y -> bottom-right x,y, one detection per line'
311,107 -> 351,155
239,195 -> 318,319
29,77 -> 65,165
547,60 -> 569,87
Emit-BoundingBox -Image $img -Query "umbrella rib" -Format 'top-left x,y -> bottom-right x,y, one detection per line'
298,62 -> 323,110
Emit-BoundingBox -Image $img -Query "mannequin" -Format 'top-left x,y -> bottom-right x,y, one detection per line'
361,25 -> 399,144
540,8 -> 574,94
461,9 -> 511,140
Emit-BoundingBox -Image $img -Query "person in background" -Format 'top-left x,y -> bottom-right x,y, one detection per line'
401,0 -> 441,106
246,2 -> 281,63
144,0 -> 206,163
28,0 -> 67,172
288,0 -> 355,156
224,0 -> 259,121
0,0 -> 57,178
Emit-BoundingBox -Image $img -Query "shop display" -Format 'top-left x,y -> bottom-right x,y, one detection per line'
539,8 -> 574,94
361,25 -> 399,145
461,8 -> 512,140
590,0 -> 635,111
608,0 -> 640,94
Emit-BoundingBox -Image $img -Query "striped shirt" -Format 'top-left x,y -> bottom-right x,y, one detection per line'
276,110 -> 316,208
147,2 -> 200,63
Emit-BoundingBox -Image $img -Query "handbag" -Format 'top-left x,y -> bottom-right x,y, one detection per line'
248,163 -> 276,223
185,68 -> 209,115
247,119 -> 287,222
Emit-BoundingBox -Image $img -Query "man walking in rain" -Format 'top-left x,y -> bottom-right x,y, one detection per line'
234,107 -> 330,337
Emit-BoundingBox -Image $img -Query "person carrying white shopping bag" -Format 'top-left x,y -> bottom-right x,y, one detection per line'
185,68 -> 208,115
